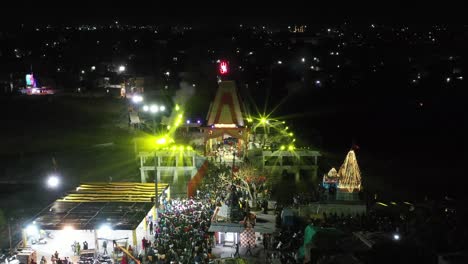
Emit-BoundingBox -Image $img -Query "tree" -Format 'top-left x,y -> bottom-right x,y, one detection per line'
234,164 -> 267,208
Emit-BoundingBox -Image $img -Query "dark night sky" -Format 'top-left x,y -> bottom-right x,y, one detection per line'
2,1 -> 468,25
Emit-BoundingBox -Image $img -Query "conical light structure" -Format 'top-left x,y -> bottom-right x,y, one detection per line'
337,150 -> 361,192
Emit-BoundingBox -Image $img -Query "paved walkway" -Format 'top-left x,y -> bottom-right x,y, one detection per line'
210,209 -> 280,263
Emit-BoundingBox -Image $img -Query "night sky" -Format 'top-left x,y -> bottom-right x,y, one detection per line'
2,2 -> 467,25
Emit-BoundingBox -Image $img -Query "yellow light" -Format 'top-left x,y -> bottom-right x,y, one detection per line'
285,126 -> 289,130
288,145 -> 295,151
260,117 -> 267,124
175,104 -> 180,111
377,202 -> 388,207
289,132 -> 293,136
247,117 -> 253,122
280,145 -> 285,150
187,146 -> 193,150
282,121 -> 286,124
156,137 -> 167,145
167,125 -> 171,130
171,146 -> 177,151
179,146 -> 184,151
178,114 -> 183,118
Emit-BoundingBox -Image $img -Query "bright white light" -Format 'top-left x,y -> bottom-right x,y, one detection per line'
91,66 -> 96,71
277,60 -> 282,64
159,105 -> 165,111
301,58 -> 305,62
327,28 -> 331,32
186,120 -> 190,124
446,77 -> 451,82
26,224 -> 39,236
143,105 -> 149,112
197,120 -> 201,124
81,70 -> 85,74
393,234 -> 400,240
47,175 -> 60,188
63,225 -> 74,231
98,224 -> 112,233
165,71 -> 170,76
315,80 -> 321,85
132,95 -> 143,103
118,65 -> 126,72
150,105 -> 158,113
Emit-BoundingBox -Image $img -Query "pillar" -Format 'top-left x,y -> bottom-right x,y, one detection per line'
140,156 -> 146,183
173,169 -> 178,184
166,186 -> 171,200
22,229 -> 27,247
94,229 -> 99,256
295,170 -> 300,182
132,229 -> 137,248
140,168 -> 146,183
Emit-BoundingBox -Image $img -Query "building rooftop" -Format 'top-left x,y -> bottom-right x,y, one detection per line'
33,182 -> 168,230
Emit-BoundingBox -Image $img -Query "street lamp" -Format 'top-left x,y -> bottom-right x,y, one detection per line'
46,175 -> 60,189
132,95 -> 143,104
118,65 -> 126,72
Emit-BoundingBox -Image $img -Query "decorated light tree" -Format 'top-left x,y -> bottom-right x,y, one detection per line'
337,150 -> 362,192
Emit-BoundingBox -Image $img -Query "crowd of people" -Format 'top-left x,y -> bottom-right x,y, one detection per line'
137,197 -> 216,264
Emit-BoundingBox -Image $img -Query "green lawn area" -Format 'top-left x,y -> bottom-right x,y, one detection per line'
0,95 -> 144,182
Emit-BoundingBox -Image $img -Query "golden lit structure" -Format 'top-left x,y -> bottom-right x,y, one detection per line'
337,150 -> 361,192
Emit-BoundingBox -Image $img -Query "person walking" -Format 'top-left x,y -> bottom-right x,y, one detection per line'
246,244 -> 253,256
76,242 -> 81,256
149,221 -> 153,235
103,240 -> 108,254
233,243 -> 240,257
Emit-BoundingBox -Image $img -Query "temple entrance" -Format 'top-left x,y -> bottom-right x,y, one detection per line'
205,129 -> 246,164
